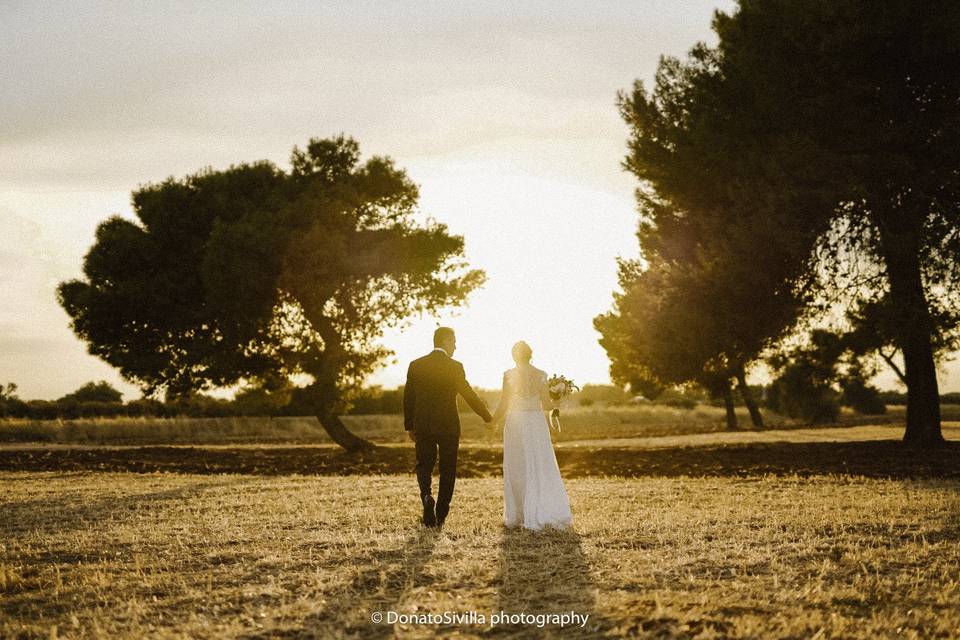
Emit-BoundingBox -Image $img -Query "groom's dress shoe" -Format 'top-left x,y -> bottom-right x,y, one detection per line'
422,495 -> 437,527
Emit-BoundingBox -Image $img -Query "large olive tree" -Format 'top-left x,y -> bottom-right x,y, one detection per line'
59,136 -> 484,451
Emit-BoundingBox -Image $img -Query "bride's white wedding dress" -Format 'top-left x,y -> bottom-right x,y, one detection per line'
497,365 -> 573,530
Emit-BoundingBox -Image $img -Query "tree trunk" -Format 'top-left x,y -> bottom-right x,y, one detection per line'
877,222 -> 943,447
305,368 -> 376,452
735,366 -> 764,428
722,381 -> 738,430
317,409 -> 375,452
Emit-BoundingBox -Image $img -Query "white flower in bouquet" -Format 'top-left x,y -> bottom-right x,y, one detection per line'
547,374 -> 578,400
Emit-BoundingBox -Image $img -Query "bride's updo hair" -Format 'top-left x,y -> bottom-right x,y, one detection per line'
511,340 -> 533,364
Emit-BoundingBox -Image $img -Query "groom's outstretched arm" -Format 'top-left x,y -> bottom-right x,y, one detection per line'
403,362 -> 417,432
456,363 -> 492,422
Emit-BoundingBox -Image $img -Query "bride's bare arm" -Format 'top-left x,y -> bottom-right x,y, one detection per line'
490,372 -> 511,426
539,370 -> 557,411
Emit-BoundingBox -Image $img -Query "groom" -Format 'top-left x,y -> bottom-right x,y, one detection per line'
404,327 -> 492,528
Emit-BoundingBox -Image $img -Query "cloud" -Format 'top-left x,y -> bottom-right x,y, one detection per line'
1,1 -> 733,189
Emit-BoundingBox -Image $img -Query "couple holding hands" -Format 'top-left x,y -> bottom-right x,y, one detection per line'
404,327 -> 572,531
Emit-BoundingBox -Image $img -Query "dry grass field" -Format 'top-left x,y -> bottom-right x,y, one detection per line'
2,472 -> 959,639
7,403 -> 959,447
0,407 -> 740,447
2,422 -> 959,639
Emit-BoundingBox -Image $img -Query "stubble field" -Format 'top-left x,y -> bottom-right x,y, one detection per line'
2,461 -> 960,639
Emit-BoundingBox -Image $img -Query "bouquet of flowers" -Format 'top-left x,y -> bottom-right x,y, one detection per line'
546,374 -> 579,432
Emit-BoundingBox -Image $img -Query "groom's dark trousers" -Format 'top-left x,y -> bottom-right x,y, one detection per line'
404,349 -> 492,521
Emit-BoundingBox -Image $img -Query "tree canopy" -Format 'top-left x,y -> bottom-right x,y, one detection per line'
59,381 -> 123,404
59,136 -> 484,450
598,0 -> 960,446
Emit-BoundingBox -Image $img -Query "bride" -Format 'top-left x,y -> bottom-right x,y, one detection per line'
490,341 -> 573,530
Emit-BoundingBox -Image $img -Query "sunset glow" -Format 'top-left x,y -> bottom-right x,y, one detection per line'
3,1 -> 956,398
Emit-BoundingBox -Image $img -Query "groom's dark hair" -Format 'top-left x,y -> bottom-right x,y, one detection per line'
433,326 -> 455,347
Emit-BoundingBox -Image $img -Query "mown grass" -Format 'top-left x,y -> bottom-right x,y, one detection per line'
1,472 -> 959,639
6,404 -> 958,446
0,406 -> 749,446
0,416 -> 330,446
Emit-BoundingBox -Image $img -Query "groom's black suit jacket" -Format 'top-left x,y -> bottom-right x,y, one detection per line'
404,350 -> 492,435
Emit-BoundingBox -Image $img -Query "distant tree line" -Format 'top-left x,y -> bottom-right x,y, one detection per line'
0,381 -> 234,419
4,379 -> 958,422
0,380 -> 477,419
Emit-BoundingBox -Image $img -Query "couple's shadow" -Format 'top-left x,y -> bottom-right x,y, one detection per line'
242,526 -> 442,640
491,525 -> 608,637
352,524 -> 606,638
249,522 -> 607,638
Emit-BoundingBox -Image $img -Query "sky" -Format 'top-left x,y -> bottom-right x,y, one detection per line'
2,0 -> 957,400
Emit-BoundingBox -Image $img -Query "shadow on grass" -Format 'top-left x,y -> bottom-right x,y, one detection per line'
0,477 -> 250,539
0,478 -> 254,623
557,439 -> 960,479
1,440 -> 958,478
491,526 -> 614,638
239,526 -> 440,639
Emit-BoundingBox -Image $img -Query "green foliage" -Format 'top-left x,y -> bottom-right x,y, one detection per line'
596,260 -> 722,389
576,384 -> 632,405
595,3 -> 821,405
345,386 -> 403,415
0,382 -> 17,401
58,136 -> 484,418
232,383 -> 293,417
840,375 -> 887,416
843,295 -> 960,384
59,381 -> 123,404
657,394 -> 698,411
627,376 -> 666,402
602,0 -> 960,444
767,331 -> 844,424
716,0 -> 960,445
766,371 -> 841,425
0,383 -> 26,419
767,330 -> 890,423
